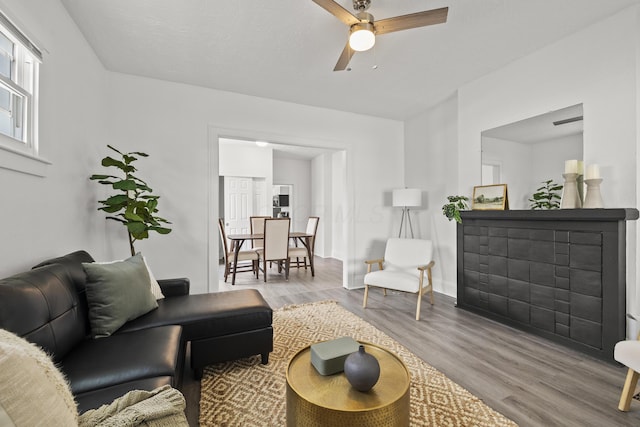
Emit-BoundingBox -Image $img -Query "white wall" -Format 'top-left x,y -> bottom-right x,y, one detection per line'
404,94 -> 459,295
530,134 -> 583,195
104,72 -> 404,294
219,140 -> 274,216
482,137 -> 534,209
219,141 -> 273,180
405,7 -> 640,335
311,153 -> 332,259
273,157 -> 311,232
0,0 -> 108,278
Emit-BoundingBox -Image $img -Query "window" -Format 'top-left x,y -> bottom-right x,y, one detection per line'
0,10 -> 41,157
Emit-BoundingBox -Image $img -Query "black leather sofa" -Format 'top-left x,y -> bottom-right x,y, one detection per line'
0,250 -> 273,413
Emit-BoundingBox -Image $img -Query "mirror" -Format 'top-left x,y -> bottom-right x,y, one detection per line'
481,104 -> 583,209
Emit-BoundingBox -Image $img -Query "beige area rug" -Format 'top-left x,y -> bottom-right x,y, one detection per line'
199,300 -> 517,426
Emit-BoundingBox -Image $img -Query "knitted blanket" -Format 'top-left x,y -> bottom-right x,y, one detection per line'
79,385 -> 188,427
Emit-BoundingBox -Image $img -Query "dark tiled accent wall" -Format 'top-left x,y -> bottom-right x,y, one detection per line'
456,209 -> 638,362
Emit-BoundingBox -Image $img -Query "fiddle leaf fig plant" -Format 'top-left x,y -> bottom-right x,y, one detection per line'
529,179 -> 563,210
442,195 -> 469,224
90,145 -> 172,256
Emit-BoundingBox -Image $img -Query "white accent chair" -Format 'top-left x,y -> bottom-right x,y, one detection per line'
614,333 -> 640,411
218,219 -> 260,281
258,218 -> 291,282
363,238 -> 435,320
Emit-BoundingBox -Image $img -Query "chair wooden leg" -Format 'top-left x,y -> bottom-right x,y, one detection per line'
619,368 -> 640,411
285,259 -> 290,280
383,288 -> 387,296
224,262 -> 229,282
363,284 -> 369,308
263,259 -> 267,283
416,287 -> 423,321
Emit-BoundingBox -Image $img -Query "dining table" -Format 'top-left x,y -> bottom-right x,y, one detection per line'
226,231 -> 315,285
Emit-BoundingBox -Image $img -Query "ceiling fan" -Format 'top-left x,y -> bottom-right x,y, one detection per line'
312,0 -> 448,71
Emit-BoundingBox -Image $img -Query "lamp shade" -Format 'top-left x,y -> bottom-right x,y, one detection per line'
392,188 -> 422,207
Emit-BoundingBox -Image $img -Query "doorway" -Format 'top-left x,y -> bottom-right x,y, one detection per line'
212,133 -> 349,292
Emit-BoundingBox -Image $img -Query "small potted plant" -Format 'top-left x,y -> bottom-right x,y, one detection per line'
90,145 -> 172,256
529,180 -> 563,210
442,195 -> 469,223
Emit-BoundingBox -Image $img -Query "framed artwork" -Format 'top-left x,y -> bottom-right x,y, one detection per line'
472,184 -> 509,210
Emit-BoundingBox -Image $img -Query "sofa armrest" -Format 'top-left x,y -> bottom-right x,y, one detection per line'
157,278 -> 190,297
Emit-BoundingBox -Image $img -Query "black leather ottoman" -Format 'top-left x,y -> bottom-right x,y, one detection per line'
120,289 -> 273,379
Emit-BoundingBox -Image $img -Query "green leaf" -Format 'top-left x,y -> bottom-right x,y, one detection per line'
113,180 -> 137,191
123,154 -> 138,164
90,174 -> 118,180
101,156 -> 126,169
125,211 -> 144,222
150,226 -> 172,234
131,151 -> 149,157
99,205 -> 124,213
130,229 -> 149,240
126,222 -> 147,234
105,194 -> 129,205
105,216 -> 127,224
107,145 -> 124,156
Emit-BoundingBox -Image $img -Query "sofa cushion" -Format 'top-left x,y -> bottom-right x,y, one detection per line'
0,263 -> 87,360
82,253 -> 158,337
119,289 -> 272,341
61,325 -> 183,397
0,328 -> 78,426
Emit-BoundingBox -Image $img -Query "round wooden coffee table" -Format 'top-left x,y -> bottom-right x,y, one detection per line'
286,342 -> 410,426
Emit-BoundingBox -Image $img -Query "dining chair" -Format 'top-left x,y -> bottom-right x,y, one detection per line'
250,216 -> 270,251
258,218 -> 291,282
289,216 -> 319,270
363,238 -> 435,320
218,219 -> 260,281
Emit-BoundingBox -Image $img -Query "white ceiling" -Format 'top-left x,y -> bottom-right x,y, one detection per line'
60,0 -> 640,120
220,138 -> 334,161
483,104 -> 583,145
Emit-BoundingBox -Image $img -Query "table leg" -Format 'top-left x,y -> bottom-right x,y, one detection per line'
300,236 -> 314,277
231,239 -> 244,286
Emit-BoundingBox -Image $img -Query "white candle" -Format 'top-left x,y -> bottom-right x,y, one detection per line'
564,159 -> 578,174
586,164 -> 601,180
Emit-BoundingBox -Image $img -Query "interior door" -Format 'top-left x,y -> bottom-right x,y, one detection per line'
224,176 -> 253,249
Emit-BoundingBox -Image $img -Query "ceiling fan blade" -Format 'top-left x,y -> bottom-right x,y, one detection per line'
312,0 -> 360,26
333,42 -> 355,71
375,7 -> 448,35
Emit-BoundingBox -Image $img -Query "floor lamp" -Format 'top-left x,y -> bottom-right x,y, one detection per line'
392,188 -> 422,238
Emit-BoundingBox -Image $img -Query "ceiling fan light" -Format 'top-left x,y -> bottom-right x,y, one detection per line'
349,23 -> 375,52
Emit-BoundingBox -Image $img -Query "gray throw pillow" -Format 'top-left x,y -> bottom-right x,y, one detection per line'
82,253 -> 158,337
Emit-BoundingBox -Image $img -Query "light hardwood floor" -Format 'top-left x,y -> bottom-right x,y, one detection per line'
181,257 -> 640,426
